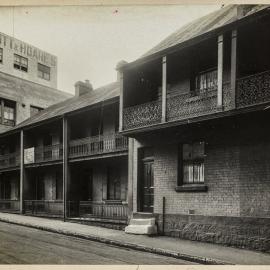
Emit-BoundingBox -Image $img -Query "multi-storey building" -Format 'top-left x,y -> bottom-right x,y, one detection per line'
1,4 -> 270,252
0,79 -> 129,229
120,5 -> 270,251
0,32 -> 71,133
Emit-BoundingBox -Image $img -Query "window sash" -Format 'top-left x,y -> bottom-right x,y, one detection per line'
14,54 -> 28,72
181,142 -> 205,184
0,99 -> 15,126
195,69 -> 217,93
38,63 -> 50,80
183,161 -> 204,184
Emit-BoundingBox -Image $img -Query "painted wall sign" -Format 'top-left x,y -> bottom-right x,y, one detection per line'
0,33 -> 57,67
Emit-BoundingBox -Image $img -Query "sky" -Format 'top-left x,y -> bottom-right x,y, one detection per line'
0,5 -> 220,94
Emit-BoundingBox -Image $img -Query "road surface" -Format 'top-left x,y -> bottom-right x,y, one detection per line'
0,221 -> 196,264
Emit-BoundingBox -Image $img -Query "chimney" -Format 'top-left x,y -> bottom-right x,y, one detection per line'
116,60 -> 128,81
75,80 -> 93,97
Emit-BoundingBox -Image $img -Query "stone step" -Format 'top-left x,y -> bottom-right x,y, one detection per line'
132,212 -> 155,219
129,218 -> 155,226
125,224 -> 157,235
125,213 -> 157,235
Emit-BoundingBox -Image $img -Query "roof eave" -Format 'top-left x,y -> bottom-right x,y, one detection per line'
122,6 -> 270,72
0,95 -> 120,139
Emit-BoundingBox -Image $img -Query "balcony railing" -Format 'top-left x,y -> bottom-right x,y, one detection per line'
236,70 -> 270,109
79,201 -> 129,220
0,152 -> 20,170
123,99 -> 162,130
0,199 -> 20,212
24,200 -> 63,217
166,88 -> 218,122
24,144 -> 63,164
67,201 -> 129,221
69,133 -> 128,159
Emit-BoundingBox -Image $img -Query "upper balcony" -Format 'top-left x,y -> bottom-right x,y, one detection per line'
69,133 -> 128,160
68,101 -> 128,161
0,133 -> 20,171
120,14 -> 270,133
0,152 -> 20,170
24,144 -> 63,165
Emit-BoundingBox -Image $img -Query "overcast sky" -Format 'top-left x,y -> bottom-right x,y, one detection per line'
0,5 -> 220,94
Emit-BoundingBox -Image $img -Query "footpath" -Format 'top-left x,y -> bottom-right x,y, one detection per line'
0,212 -> 269,265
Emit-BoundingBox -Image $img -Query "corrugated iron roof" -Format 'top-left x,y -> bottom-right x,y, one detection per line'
141,5 -> 269,59
5,81 -> 119,133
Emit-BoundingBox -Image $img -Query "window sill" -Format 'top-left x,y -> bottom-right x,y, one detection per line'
175,184 -> 208,192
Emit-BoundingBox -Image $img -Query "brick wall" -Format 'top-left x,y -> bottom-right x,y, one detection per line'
133,120 -> 270,219
153,141 -> 241,216
239,141 -> 270,217
130,115 -> 270,251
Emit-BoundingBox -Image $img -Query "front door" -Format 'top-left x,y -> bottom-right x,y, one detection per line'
142,160 -> 154,212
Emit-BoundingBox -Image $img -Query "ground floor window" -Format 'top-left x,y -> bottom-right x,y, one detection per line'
0,178 -> 11,199
180,142 -> 205,184
107,167 -> 121,200
36,175 -> 45,200
55,171 -> 63,200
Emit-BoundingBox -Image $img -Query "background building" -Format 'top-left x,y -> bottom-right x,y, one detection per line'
0,32 -> 72,133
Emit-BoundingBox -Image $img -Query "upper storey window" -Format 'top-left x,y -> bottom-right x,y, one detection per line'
0,99 -> 15,127
14,54 -> 28,72
38,63 -> 50,81
195,68 -> 217,94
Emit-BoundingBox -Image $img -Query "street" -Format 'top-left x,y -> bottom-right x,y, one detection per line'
0,221 -> 195,264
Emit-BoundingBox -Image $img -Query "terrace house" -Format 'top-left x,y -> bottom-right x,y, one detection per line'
0,79 -> 129,228
120,5 -> 270,251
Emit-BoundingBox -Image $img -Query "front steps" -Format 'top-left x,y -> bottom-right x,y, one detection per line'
125,212 -> 157,235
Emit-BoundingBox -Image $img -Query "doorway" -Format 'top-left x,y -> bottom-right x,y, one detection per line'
139,147 -> 154,213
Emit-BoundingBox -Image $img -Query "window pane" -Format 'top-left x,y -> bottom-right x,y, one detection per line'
183,144 -> 193,160
181,142 -> 205,185
4,106 -> 14,120
196,69 -> 217,92
193,162 -> 204,183
14,54 -> 28,72
183,163 -> 193,183
193,142 -> 205,159
38,63 -> 50,81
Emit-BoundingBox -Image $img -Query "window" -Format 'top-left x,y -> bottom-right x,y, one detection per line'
181,142 -> 205,184
107,167 -> 121,200
195,68 -> 217,94
14,54 -> 28,72
55,172 -> 63,200
0,177 -> 11,200
30,105 -> 43,117
38,63 -> 50,81
0,99 -> 15,126
0,48 -> 3,64
36,174 -> 45,200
